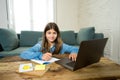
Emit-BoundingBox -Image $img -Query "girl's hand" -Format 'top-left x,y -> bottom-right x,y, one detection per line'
69,53 -> 77,61
42,52 -> 52,61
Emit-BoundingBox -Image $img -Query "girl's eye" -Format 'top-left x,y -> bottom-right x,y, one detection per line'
53,32 -> 57,35
48,32 -> 51,34
47,32 -> 57,35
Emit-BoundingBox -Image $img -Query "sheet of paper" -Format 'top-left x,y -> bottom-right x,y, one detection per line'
19,63 -> 33,72
31,57 -> 60,64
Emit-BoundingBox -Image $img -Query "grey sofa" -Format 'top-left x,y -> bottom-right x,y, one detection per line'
0,27 -> 104,57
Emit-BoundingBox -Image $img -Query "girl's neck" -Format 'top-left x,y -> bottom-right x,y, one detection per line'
48,42 -> 54,48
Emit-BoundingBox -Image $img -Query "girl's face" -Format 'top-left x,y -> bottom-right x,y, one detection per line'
46,29 -> 57,43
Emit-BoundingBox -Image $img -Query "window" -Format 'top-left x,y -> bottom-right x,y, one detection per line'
7,0 -> 54,33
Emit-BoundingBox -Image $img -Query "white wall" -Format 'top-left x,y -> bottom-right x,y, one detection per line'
55,0 -> 79,32
77,0 -> 120,63
56,0 -> 120,63
0,0 -> 8,28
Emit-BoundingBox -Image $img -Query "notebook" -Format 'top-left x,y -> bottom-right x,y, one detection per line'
55,38 -> 108,71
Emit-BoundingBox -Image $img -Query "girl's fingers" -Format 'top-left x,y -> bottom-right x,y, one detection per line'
69,53 -> 77,61
42,53 -> 52,61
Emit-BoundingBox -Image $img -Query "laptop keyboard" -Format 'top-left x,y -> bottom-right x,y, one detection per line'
66,61 -> 75,67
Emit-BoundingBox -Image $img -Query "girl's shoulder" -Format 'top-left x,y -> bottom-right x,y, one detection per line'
62,43 -> 69,45
38,41 -> 43,44
62,43 -> 70,47
34,41 -> 42,47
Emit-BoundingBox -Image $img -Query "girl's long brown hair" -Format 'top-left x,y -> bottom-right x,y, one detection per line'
41,22 -> 63,54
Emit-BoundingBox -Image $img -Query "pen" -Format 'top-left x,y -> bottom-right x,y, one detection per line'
43,62 -> 50,64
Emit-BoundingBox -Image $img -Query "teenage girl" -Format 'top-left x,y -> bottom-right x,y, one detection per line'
20,22 -> 79,61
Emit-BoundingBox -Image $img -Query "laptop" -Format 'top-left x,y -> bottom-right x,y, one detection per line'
55,38 -> 108,71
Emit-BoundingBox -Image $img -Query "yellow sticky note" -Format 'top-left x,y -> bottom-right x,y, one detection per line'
34,64 -> 46,70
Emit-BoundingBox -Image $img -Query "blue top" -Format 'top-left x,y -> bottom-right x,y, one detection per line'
20,42 -> 79,60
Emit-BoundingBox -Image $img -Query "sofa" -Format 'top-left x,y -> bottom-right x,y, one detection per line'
0,27 -> 104,57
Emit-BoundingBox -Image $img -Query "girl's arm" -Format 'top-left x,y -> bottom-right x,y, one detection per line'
19,42 -> 43,60
60,43 -> 79,61
60,43 -> 79,54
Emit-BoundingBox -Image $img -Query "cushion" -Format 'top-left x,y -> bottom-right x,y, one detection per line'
0,28 -> 19,51
94,33 -> 104,39
60,31 -> 76,45
20,31 -> 43,47
77,27 -> 95,45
